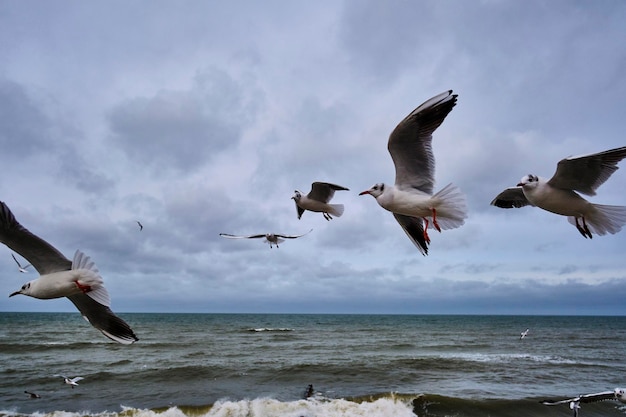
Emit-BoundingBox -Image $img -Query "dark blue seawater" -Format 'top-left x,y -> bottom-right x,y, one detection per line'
1,313 -> 625,416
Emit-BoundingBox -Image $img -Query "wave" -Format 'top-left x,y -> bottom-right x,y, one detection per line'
246,328 -> 294,332
2,392 -> 625,417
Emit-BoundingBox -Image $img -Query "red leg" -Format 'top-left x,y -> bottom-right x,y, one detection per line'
75,281 -> 92,294
423,218 -> 431,244
432,208 -> 441,232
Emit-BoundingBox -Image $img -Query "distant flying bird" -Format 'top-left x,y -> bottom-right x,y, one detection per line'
219,230 -> 312,248
12,253 -> 31,273
136,221 -> 143,231
359,90 -> 467,255
55,375 -> 84,389
24,390 -> 40,399
541,387 -> 626,417
491,146 -> 626,238
292,182 -> 349,221
1,201 -> 138,344
520,328 -> 529,339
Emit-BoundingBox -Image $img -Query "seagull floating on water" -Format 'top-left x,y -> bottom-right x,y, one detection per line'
292,182 -> 349,221
520,328 -> 529,339
491,146 -> 626,238
12,253 -> 31,273
55,375 -> 84,389
541,387 -> 626,417
1,201 -> 138,344
359,90 -> 467,255
24,390 -> 40,399
219,229 -> 313,248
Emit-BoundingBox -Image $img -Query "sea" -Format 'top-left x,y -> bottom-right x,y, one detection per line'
1,313 -> 625,417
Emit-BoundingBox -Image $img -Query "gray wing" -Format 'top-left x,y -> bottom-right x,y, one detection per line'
275,229 -> 313,239
547,146 -> 626,196
0,201 -> 72,275
388,90 -> 457,194
219,233 -> 266,239
490,187 -> 532,208
308,182 -> 349,203
67,294 -> 138,344
579,390 -> 620,403
541,397 -> 579,406
392,213 -> 428,256
295,201 -> 305,219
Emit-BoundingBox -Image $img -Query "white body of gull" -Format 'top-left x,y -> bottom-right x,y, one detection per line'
520,328 -> 529,339
220,229 -> 312,248
541,388 -> 626,417
55,375 -> 84,389
292,182 -> 349,221
491,146 -> 626,238
1,201 -> 138,344
359,90 -> 467,255
12,253 -> 31,273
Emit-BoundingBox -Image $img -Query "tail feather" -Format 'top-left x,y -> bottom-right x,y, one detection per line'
327,204 -> 345,218
72,250 -> 110,307
567,204 -> 626,236
429,183 -> 468,230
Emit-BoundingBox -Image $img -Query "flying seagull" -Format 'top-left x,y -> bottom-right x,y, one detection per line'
1,201 -> 138,344
491,146 -> 626,238
292,182 -> 349,221
55,375 -> 84,389
12,253 -> 31,273
219,229 -> 312,248
520,328 -> 529,339
136,221 -> 143,231
541,387 -> 626,417
359,90 -> 467,255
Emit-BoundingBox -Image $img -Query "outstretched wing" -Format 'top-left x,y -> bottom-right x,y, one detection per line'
548,146 -> 626,196
393,213 -> 428,256
275,229 -> 313,239
490,187 -> 532,208
308,182 -> 349,203
219,233 -> 266,239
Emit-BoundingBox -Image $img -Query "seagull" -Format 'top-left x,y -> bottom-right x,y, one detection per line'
1,201 -> 138,344
12,253 -> 31,273
520,328 -> 529,339
292,182 -> 349,221
541,387 -> 626,417
24,390 -> 40,399
55,375 -> 84,389
219,229 -> 312,248
491,146 -> 626,238
359,90 -> 467,255
136,221 -> 143,231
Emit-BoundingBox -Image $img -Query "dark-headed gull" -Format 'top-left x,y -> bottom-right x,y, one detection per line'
520,328 -> 529,339
541,388 -> 626,417
292,182 -> 349,221
55,375 -> 84,389
24,391 -> 40,399
1,201 -> 138,344
359,90 -> 467,255
220,229 -> 312,248
12,253 -> 31,273
491,146 -> 626,238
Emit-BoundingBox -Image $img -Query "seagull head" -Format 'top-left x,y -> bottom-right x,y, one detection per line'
9,281 -> 33,297
359,183 -> 385,198
517,174 -> 540,188
291,190 -> 302,202
614,388 -> 626,403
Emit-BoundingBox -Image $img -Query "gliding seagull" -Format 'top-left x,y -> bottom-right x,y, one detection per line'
1,201 -> 138,344
12,253 -> 31,273
219,229 -> 312,248
359,90 -> 468,255
541,387 -> 626,417
292,182 -> 349,221
520,328 -> 529,339
55,375 -> 84,389
491,146 -> 626,238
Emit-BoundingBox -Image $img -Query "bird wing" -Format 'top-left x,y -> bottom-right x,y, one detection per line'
0,202 -> 72,275
392,213 -> 428,256
490,187 -> 532,208
70,377 -> 84,383
547,146 -> 626,196
67,294 -> 138,344
219,233 -> 266,239
294,200 -> 306,219
308,182 -> 349,203
541,397 -> 580,406
388,90 -> 457,195
579,390 -> 620,403
275,229 -> 313,239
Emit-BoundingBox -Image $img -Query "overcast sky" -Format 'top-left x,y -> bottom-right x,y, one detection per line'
1,1 -> 625,316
